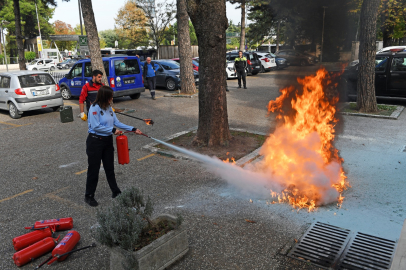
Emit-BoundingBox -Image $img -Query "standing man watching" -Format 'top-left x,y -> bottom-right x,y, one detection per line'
140,57 -> 159,100
79,70 -> 104,121
234,51 -> 248,89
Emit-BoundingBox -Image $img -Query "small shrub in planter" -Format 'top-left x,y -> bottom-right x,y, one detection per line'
93,187 -> 188,270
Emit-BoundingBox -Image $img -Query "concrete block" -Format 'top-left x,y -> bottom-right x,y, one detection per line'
110,214 -> 189,270
390,219 -> 406,270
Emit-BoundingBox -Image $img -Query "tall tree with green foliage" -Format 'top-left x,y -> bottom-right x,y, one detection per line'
99,30 -> 118,48
13,0 -> 25,69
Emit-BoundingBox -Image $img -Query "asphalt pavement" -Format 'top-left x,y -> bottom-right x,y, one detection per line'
0,65 -> 405,270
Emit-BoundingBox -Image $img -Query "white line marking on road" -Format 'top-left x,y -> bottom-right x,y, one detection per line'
59,161 -> 79,168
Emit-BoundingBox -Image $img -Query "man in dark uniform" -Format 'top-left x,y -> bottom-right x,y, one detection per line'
79,70 -> 104,121
234,51 -> 248,89
140,57 -> 159,100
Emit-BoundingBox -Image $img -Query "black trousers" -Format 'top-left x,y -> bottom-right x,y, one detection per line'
146,77 -> 156,97
236,69 -> 246,87
85,134 -> 120,197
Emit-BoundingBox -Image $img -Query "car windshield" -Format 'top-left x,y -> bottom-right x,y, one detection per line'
18,74 -> 55,88
29,60 -> 37,65
192,60 -> 199,66
159,61 -> 180,70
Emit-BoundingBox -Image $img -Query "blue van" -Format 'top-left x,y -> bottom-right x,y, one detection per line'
58,56 -> 145,100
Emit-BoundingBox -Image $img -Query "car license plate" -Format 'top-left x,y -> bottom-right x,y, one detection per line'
124,79 -> 135,84
32,90 -> 48,96
195,78 -> 199,82
255,66 -> 260,68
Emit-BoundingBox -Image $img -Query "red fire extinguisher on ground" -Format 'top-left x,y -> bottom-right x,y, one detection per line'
13,236 -> 59,266
25,217 -> 73,231
13,227 -> 53,251
47,230 -> 81,265
116,133 -> 130,165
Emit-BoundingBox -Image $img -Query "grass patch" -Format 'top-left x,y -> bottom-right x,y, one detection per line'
343,103 -> 397,116
156,130 -> 266,161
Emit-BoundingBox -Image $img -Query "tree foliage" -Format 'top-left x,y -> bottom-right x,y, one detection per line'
163,21 -> 198,45
115,1 -> 149,49
52,20 -> 76,50
99,29 -> 118,48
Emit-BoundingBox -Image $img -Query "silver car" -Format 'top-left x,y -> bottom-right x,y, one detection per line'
0,71 -> 64,119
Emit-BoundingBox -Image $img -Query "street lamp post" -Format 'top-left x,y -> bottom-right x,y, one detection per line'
321,6 -> 327,63
1,20 -> 10,72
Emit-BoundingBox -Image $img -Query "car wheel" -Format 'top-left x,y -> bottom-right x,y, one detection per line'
61,86 -> 72,100
300,60 -> 307,66
166,78 -> 176,91
9,102 -> 22,119
52,106 -> 61,112
129,93 -> 141,99
251,71 -> 259,75
50,66 -> 55,71
260,65 -> 265,73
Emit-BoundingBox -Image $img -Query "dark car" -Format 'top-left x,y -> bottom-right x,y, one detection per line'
267,52 -> 288,70
344,50 -> 406,100
57,58 -> 79,70
275,50 -> 318,66
226,52 -> 261,75
144,60 -> 199,91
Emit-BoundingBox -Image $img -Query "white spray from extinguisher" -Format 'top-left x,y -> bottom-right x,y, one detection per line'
148,137 -> 283,196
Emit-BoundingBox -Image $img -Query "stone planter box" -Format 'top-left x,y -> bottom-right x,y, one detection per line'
110,214 -> 189,270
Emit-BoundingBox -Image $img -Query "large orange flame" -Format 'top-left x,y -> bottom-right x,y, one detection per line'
258,68 -> 350,212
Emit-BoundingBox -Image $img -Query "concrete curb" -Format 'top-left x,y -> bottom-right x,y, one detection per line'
141,127 -> 266,166
339,103 -> 405,120
390,219 -> 406,270
163,93 -> 198,98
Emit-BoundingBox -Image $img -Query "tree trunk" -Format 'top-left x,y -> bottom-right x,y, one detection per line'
187,0 -> 231,146
356,0 -> 380,113
239,0 -> 246,51
177,0 -> 196,94
80,0 -> 108,85
276,20 -> 280,52
13,0 -> 26,70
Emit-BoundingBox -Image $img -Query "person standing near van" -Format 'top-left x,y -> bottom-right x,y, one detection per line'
79,70 -> 104,121
234,51 -> 248,89
140,57 -> 159,100
85,86 -> 142,207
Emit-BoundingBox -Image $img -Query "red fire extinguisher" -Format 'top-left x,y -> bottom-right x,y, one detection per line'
13,236 -> 59,267
116,134 -> 130,165
25,217 -> 73,231
13,227 -> 53,251
48,230 -> 81,265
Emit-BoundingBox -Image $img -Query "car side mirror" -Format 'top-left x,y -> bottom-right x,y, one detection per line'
65,74 -> 71,79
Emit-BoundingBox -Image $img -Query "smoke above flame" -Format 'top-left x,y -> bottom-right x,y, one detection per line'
255,67 -> 350,211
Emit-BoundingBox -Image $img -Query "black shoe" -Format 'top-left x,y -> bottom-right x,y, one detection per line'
112,191 -> 122,198
226,88 -> 230,92
152,96 -> 156,100
238,86 -> 241,88
84,195 -> 98,207
244,86 -> 247,89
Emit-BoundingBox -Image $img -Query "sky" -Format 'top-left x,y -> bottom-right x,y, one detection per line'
52,0 -> 244,31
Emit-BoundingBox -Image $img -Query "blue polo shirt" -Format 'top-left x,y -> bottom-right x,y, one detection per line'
141,62 -> 159,78
88,104 -> 135,136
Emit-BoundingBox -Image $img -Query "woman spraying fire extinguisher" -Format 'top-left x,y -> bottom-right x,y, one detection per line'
85,86 -> 142,207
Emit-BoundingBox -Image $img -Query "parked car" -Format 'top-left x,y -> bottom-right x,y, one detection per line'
344,49 -> 406,100
226,61 -> 237,79
226,52 -> 261,75
267,52 -> 289,69
255,52 -> 277,72
57,58 -> 79,70
0,71 -> 63,119
349,46 -> 406,67
275,50 -> 318,66
58,56 -> 145,100
171,58 -> 199,72
26,59 -> 56,71
143,59 -> 199,91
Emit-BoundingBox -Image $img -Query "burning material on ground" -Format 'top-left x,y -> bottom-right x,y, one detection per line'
258,67 -> 350,211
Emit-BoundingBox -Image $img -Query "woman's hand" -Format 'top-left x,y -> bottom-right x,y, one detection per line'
114,130 -> 122,135
135,129 -> 142,135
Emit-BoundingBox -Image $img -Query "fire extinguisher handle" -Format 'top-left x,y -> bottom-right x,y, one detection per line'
55,243 -> 96,258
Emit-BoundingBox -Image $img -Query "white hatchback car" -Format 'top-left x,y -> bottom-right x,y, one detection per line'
26,59 -> 56,71
0,71 -> 63,119
256,52 -> 277,72
226,61 -> 237,79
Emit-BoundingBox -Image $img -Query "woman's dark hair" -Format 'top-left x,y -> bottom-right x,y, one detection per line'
93,86 -> 113,110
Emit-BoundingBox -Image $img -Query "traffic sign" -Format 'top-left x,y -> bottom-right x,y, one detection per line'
78,35 -> 88,46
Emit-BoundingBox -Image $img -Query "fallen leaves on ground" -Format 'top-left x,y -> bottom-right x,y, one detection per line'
245,219 -> 256,223
32,177 -> 38,180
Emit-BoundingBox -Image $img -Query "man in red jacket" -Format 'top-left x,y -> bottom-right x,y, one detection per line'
79,70 -> 103,121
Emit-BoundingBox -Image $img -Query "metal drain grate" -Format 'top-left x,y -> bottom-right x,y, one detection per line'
338,232 -> 397,270
288,222 -> 352,268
